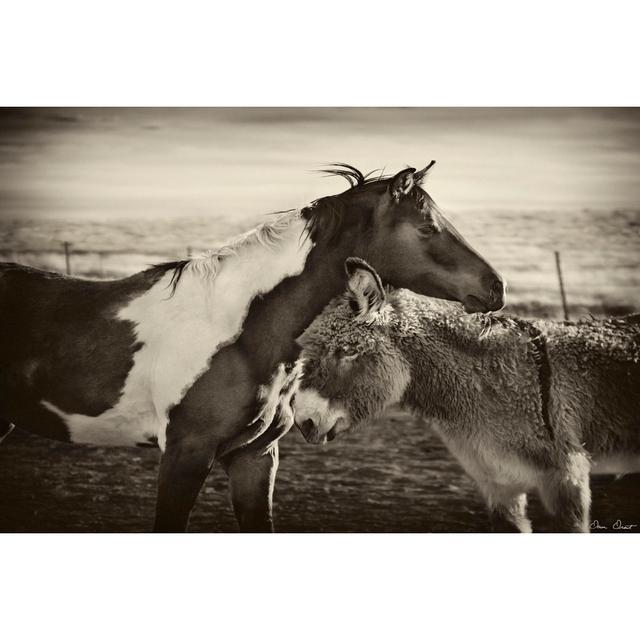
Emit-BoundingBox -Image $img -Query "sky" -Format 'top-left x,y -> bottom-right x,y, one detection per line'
0,108 -> 639,222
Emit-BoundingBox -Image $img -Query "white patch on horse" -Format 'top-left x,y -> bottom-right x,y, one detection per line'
41,212 -> 313,449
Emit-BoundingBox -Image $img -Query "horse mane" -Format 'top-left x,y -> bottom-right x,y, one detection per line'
156,209 -> 300,295
158,163 -> 390,294
316,163 -> 387,188
302,163 -> 392,242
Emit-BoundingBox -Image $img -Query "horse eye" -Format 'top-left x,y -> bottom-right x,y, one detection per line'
417,224 -> 436,237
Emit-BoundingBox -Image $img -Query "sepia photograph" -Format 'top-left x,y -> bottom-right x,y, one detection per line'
3,3 -> 640,638
0,107 -> 638,534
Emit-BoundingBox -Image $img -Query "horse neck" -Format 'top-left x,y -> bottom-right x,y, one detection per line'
162,208 -> 362,381
239,225 -> 363,378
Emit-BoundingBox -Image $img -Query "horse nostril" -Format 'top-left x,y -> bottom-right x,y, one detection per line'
490,277 -> 505,303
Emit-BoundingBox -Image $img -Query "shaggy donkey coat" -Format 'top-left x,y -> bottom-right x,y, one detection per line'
292,258 -> 640,532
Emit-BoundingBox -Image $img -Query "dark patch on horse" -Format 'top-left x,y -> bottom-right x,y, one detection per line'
0,262 -> 172,442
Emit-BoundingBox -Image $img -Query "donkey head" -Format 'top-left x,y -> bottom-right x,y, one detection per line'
317,163 -> 505,313
294,257 -> 409,444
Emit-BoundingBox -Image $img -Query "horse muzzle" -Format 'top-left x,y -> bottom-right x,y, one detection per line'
464,275 -> 506,313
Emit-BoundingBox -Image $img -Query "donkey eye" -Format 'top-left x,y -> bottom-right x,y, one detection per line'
334,347 -> 358,362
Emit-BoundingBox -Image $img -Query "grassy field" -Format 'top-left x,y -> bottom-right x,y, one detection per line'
1,408 -> 639,533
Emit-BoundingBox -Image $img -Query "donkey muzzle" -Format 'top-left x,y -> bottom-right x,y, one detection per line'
299,418 -> 321,443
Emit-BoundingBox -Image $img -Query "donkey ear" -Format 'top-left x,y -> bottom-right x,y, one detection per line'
345,257 -> 386,318
413,160 -> 436,184
389,167 -> 416,200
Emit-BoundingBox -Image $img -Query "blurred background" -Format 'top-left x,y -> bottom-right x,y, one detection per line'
1,107 -> 639,315
1,107 -> 639,532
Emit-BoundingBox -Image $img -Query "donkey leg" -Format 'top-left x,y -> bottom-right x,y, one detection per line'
442,438 -> 532,532
221,442 -> 279,533
538,452 -> 591,533
485,489 -> 532,533
153,436 -> 217,533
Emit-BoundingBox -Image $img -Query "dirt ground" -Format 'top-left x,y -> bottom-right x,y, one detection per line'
1,407 -> 638,533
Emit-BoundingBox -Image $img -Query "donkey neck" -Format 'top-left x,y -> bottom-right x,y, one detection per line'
390,294 -> 534,424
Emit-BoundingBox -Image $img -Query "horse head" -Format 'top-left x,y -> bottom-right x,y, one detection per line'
305,163 -> 505,313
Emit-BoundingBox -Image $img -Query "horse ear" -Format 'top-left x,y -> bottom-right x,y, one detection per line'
413,160 -> 436,184
344,257 -> 386,318
389,167 -> 416,200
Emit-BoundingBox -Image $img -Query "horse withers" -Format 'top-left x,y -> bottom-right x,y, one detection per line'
291,258 -> 640,532
0,163 -> 505,532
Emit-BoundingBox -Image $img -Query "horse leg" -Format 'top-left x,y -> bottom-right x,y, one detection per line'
0,420 -> 15,445
153,435 -> 217,533
221,442 -> 279,533
538,452 -> 591,533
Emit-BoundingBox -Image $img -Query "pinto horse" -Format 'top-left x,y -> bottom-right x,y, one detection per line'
0,163 -> 505,532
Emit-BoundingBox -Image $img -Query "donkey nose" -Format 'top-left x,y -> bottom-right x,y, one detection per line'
300,418 -> 315,435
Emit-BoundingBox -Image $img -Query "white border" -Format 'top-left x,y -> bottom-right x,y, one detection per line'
2,534 -> 638,640
1,2 -> 639,637
1,1 -> 639,105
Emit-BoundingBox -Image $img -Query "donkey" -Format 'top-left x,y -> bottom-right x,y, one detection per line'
291,258 -> 640,533
0,163 -> 505,532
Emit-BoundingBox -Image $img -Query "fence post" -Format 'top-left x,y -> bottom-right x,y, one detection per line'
63,241 -> 72,275
554,250 -> 569,321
